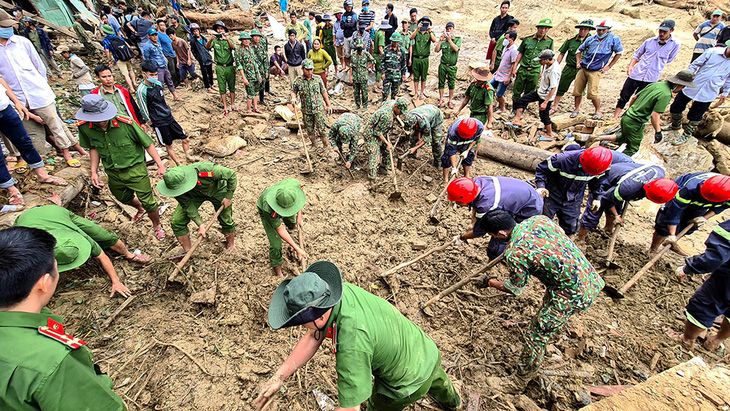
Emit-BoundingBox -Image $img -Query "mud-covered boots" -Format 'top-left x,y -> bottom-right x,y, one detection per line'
673,120 -> 700,145
663,112 -> 683,131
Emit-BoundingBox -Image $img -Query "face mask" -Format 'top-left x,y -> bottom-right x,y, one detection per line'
503,39 -> 510,47
363,6 -> 369,12
13,11 -> 20,17
146,76 -> 157,83
0,28 -> 14,39
597,32 -> 608,39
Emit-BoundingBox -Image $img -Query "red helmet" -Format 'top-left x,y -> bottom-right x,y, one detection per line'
644,178 -> 678,204
700,174 -> 730,203
457,118 -> 478,139
447,177 -> 479,203
579,146 -> 613,175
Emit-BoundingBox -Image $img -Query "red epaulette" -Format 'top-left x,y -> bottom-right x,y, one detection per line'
74,119 -> 87,127
116,115 -> 134,125
198,171 -> 214,178
38,318 -> 87,350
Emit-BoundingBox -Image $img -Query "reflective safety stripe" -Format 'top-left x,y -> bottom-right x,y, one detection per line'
446,138 -> 475,146
713,224 -> 730,242
614,163 -> 659,202
489,176 -> 502,211
547,157 -> 597,181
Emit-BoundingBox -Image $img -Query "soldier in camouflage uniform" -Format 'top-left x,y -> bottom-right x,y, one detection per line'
291,59 -> 333,147
72,14 -> 98,55
328,113 -> 361,169
349,38 -> 375,110
235,31 -> 263,114
478,211 -> 604,376
402,104 -> 444,167
251,27 -> 270,104
362,100 -> 397,182
381,32 -> 407,101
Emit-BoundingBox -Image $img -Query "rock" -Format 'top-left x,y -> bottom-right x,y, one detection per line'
653,137 -> 714,179
410,240 -> 427,250
426,193 -> 438,203
341,183 -> 370,199
422,175 -> 433,183
619,6 -> 641,19
515,394 -> 544,411
551,113 -> 587,131
189,287 -> 216,305
698,139 -> 730,175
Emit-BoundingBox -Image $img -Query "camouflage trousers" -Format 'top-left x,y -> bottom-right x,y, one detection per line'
409,123 -> 444,163
382,78 -> 401,101
303,111 -> 328,140
519,290 -> 587,374
366,138 -> 391,181
353,82 -> 368,108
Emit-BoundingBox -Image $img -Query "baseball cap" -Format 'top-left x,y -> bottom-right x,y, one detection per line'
533,49 -> 555,61
658,19 -> 675,31
712,10 -> 723,16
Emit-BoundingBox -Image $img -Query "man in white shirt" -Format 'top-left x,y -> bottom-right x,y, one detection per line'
0,16 -> 87,168
510,49 -> 562,141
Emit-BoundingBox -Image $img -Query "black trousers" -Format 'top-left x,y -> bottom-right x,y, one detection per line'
200,63 -> 214,89
670,90 -> 711,122
616,77 -> 650,109
514,91 -> 553,126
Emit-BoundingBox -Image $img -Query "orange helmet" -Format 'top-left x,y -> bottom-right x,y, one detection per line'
457,118 -> 478,139
644,178 -> 678,204
447,177 -> 479,203
579,146 -> 613,175
700,174 -> 730,203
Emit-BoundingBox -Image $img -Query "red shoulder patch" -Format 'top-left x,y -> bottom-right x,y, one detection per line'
198,171 -> 214,178
38,318 -> 87,349
116,115 -> 134,125
74,119 -> 87,127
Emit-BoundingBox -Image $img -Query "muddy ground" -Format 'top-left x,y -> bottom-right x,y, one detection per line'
4,0 -> 729,409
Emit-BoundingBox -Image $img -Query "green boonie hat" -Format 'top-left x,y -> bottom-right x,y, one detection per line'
389,32 -> 402,42
157,165 -> 198,197
536,17 -> 553,28
239,30 -> 251,40
575,19 -> 595,30
266,178 -> 306,217
302,59 -> 315,70
54,230 -> 92,272
101,24 -> 115,34
403,112 -> 417,129
354,37 -> 364,48
394,96 -> 410,112
268,261 -> 343,329
251,28 -> 261,36
255,20 -> 263,28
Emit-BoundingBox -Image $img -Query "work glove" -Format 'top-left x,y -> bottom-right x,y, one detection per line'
453,234 -> 465,245
675,265 -> 688,283
662,235 -> 678,246
654,131 -> 663,143
460,150 -> 470,159
477,276 -> 498,289
690,216 -> 707,227
450,167 -> 458,176
590,199 -> 601,212
537,188 -> 549,198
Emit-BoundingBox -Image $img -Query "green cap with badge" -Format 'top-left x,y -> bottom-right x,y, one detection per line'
239,30 -> 251,40
536,17 -> 553,28
265,179 -> 306,217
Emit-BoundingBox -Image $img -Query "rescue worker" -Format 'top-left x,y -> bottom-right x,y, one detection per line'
157,162 -> 237,252
253,261 -> 462,410
575,163 -> 678,245
291,59 -> 333,148
449,176 -> 543,258
534,146 -> 613,235
328,113 -> 361,169
349,37 -> 375,110
380,32 -> 407,101
651,173 -> 730,255
439,118 -> 483,185
364,99 -> 398,184
0,227 -> 126,410
478,211 -> 604,379
512,18 -> 554,115
257,179 -> 306,277
668,219 -> 730,351
402,104 -> 444,168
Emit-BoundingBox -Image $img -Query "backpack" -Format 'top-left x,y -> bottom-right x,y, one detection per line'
109,36 -> 133,61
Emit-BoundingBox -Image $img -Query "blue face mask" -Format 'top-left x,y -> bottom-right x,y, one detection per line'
597,32 -> 608,39
363,6 -> 369,11
146,76 -> 157,83
0,28 -> 14,39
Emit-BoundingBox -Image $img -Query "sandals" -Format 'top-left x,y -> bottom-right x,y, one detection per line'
549,108 -> 558,115
448,102 -> 455,109
504,121 -> 521,129
592,112 -> 603,120
253,108 -> 264,114
132,209 -> 147,223
155,226 -> 166,240
38,175 -> 68,186
231,106 -> 240,112
569,111 -> 580,119
223,110 -> 229,117
14,161 -> 28,174
538,135 -> 554,142
66,159 -> 81,168
128,253 -> 150,263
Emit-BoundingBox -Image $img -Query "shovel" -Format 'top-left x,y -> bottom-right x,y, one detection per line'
604,223 -> 695,299
429,156 -> 464,224
388,148 -> 401,199
336,150 -> 355,180
379,240 -> 453,277
166,204 -> 226,285
397,148 -> 416,170
293,104 -> 314,175
421,253 -> 505,310
604,202 -> 627,270
297,223 -> 307,271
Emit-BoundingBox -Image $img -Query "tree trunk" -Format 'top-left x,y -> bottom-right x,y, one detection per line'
477,137 -> 553,171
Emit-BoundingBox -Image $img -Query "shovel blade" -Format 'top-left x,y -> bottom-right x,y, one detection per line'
429,215 -> 440,224
389,191 -> 402,200
605,260 -> 622,270
602,284 -> 625,299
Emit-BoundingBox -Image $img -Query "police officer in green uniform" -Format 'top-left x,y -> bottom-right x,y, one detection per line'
402,103 -> 444,167
552,20 -> 594,112
512,18 -> 554,114
257,179 -> 306,278
435,21 -> 461,109
206,20 -> 237,114
409,16 -> 436,100
75,94 -> 167,241
0,226 -> 126,410
253,261 -> 461,411
157,162 -> 237,252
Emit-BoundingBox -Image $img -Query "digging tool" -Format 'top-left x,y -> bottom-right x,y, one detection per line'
388,149 -> 402,199
429,156 -> 464,223
605,223 -> 696,299
167,204 -> 226,284
297,223 -> 307,271
379,240 -> 453,277
336,150 -> 356,179
604,202 -> 628,270
421,253 -> 505,309
293,103 -> 314,175
396,149 -> 417,170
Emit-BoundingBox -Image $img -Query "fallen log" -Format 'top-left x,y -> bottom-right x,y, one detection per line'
184,11 -> 254,31
551,113 -> 587,131
477,137 -> 553,171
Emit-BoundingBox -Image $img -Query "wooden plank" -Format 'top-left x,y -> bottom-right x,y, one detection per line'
0,0 -> 79,39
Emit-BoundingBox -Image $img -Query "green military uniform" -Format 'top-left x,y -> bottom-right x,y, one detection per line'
174,23 -> 189,40
557,35 -> 590,97
256,180 -> 303,267
405,104 -> 444,164
504,215 -> 604,374
292,74 -> 328,139
14,205 -> 119,262
0,308 -> 126,410
324,283 -> 461,410
399,31 -> 411,66
73,20 -> 97,55
373,30 -> 386,81
407,21 -> 418,35
212,38 -> 236,94
321,25 -> 337,68
464,80 -> 495,124
350,49 -> 375,109
252,39 -> 269,91
513,33 -> 554,100
381,44 -> 406,100
328,113 -> 361,163
235,44 -> 262,99
491,33 -> 506,74
411,32 -> 433,82
437,36 -> 461,90
617,81 -> 673,156
167,162 -> 237,237
363,100 -> 396,181
77,115 -> 159,212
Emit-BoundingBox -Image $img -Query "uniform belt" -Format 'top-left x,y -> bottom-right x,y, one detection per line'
441,62 -> 457,66
216,63 -> 233,67
414,55 -> 429,59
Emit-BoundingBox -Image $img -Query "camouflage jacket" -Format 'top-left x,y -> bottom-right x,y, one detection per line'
380,45 -> 406,81
350,51 -> 375,84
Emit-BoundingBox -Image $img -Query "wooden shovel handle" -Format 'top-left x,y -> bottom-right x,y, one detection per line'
422,253 -> 505,308
380,240 -> 452,277
430,156 -> 463,218
605,201 -> 628,263
294,104 -> 313,173
168,204 -> 226,282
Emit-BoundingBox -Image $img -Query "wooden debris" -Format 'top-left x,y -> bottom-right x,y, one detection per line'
477,137 -> 552,171
551,113 -> 587,131
101,296 -> 137,329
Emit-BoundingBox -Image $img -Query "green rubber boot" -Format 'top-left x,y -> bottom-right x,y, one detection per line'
673,120 -> 700,145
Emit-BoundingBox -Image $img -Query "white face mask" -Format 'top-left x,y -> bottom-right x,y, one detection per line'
503,39 -> 510,47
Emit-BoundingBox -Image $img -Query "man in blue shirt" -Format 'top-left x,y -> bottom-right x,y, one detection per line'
571,19 -> 623,120
156,20 -> 180,87
667,41 -> 730,145
691,10 -> 724,62
142,28 -> 180,100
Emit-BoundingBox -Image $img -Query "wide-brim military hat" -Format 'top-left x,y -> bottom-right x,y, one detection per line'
239,30 -> 251,40
574,19 -> 595,30
389,32 -> 402,42
157,165 -> 198,197
266,178 -> 306,217
54,230 -> 92,272
251,28 -> 262,36
469,64 -> 493,82
268,261 -> 343,329
379,19 -> 392,30
667,69 -> 697,88
76,94 -> 117,122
